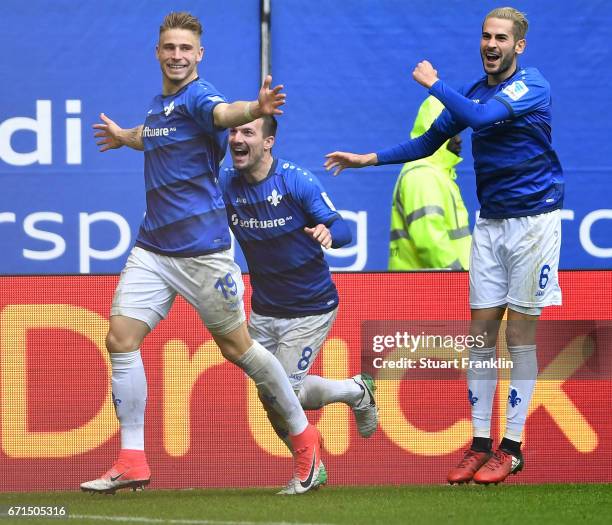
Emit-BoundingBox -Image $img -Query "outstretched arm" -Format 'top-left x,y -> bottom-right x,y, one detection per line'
93,113 -> 144,152
324,61 -> 474,176
325,125 -> 449,176
413,60 -> 511,128
324,152 -> 378,177
213,74 -> 286,129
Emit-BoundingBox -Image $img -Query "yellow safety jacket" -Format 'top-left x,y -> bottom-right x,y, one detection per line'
389,97 -> 472,270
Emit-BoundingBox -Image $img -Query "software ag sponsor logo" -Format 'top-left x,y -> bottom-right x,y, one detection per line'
230,214 -> 293,229
141,126 -> 176,138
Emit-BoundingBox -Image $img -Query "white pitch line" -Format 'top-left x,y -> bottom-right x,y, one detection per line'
71,514 -> 335,525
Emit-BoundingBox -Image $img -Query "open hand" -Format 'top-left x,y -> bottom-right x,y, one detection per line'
324,151 -> 377,176
257,75 -> 286,116
93,113 -> 124,152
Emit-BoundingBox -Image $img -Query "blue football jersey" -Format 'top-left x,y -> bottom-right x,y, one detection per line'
135,78 -> 231,256
433,67 -> 564,219
220,159 -> 341,318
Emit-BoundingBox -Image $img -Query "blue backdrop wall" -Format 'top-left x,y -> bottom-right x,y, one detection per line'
1,0 -> 610,273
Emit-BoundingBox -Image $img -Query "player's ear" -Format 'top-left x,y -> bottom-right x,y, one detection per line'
197,46 -> 204,63
515,38 -> 526,55
264,135 -> 275,151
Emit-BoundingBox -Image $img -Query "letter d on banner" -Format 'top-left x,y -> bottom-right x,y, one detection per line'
0,305 -> 118,458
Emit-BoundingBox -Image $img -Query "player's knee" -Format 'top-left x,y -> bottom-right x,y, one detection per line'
505,325 -> 520,347
105,329 -> 142,354
214,323 -> 252,363
505,323 -> 536,347
218,342 -> 243,363
470,325 -> 498,348
506,323 -> 535,348
506,305 -> 540,346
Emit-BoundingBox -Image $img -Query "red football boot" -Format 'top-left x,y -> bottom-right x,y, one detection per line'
80,449 -> 151,494
447,449 -> 493,484
473,448 -> 524,485
287,424 -> 323,494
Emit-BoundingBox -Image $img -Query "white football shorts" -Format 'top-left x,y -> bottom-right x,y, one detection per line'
111,246 -> 245,335
469,209 -> 562,311
248,308 -> 338,387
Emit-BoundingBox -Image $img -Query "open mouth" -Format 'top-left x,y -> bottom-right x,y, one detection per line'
484,52 -> 500,64
232,147 -> 249,159
167,64 -> 187,72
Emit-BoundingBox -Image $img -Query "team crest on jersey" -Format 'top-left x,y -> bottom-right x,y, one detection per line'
502,80 -> 529,101
267,189 -> 283,206
164,100 -> 175,117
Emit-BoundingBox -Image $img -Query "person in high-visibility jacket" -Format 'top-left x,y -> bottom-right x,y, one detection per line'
389,96 -> 472,270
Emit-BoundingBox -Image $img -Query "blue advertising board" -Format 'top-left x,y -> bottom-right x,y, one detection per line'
1,0 -> 610,273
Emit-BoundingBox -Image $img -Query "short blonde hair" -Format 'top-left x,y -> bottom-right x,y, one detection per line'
484,7 -> 528,41
160,12 -> 202,38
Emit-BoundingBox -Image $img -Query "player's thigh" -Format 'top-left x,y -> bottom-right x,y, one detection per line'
506,210 -> 562,308
275,309 -> 338,387
168,249 -> 246,337
111,247 -> 177,331
469,217 -> 508,309
248,312 -> 279,355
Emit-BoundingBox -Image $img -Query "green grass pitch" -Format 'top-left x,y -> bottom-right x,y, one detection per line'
0,484 -> 610,525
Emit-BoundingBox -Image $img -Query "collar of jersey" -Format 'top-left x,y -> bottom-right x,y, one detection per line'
239,158 -> 278,187
485,66 -> 520,88
161,76 -> 200,99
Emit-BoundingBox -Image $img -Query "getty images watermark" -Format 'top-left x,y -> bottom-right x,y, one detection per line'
360,320 -> 612,380
370,330 -> 512,371
369,326 -> 512,372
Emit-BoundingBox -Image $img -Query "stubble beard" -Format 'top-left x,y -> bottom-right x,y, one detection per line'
483,51 -> 516,79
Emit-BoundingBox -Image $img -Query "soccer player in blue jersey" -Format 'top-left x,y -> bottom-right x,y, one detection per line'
325,7 -> 563,484
221,116 -> 379,493
80,12 -> 322,495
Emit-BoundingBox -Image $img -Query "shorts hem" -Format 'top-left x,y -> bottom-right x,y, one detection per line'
506,295 -> 563,308
110,307 -> 163,330
470,300 -> 508,309
205,311 -> 246,337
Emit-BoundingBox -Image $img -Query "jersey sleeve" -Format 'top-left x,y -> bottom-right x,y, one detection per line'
431,108 -> 466,137
187,83 -> 228,133
218,168 -> 230,193
293,170 -> 341,226
430,80 -> 511,129
493,69 -> 550,118
376,106 -> 466,166
376,125 -> 450,165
